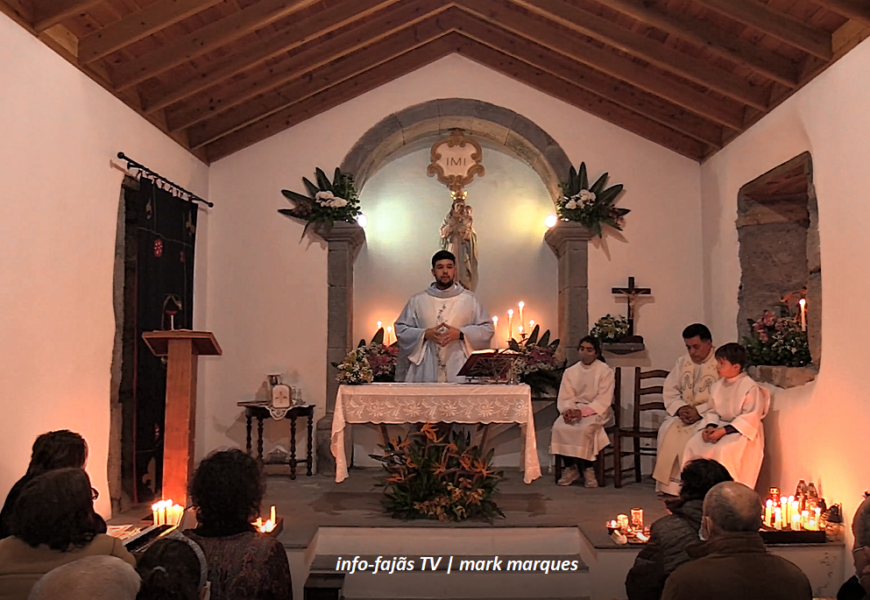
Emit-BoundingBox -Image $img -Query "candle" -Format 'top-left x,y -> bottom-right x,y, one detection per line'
617,514 -> 630,531
529,319 -> 535,331
799,298 -> 806,331
377,320 -> 382,330
780,498 -> 787,524
152,504 -> 159,527
270,505 -> 276,523
518,301 -> 525,331
814,507 -> 821,522
791,512 -> 801,531
631,508 -> 644,531
492,316 -> 499,348
518,325 -> 524,337
791,499 -> 799,527
764,500 -> 773,527
607,520 -> 618,534
801,510 -> 809,529
773,507 -> 782,530
507,309 -> 514,340
808,518 -> 817,531
386,326 -> 393,345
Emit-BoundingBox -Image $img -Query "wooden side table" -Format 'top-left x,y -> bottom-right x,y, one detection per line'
238,402 -> 315,479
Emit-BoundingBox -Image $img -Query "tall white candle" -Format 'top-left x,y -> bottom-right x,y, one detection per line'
507,309 -> 514,340
270,505 -> 276,523
799,298 -> 806,331
492,316 -> 499,348
386,326 -> 393,345
518,301 -> 525,332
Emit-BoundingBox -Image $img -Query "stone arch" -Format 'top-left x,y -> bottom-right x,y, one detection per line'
340,98 -> 572,201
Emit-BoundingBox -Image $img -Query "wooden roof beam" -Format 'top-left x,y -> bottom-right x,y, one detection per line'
456,40 -> 707,160
110,0 -> 322,90
457,0 -> 744,130
813,0 -> 870,29
157,0 -> 447,123
691,0 -> 832,60
504,0 -> 768,109
594,0 -> 800,86
203,35 -> 466,163
188,13 -> 459,149
454,13 -> 724,147
78,0 -> 226,64
33,0 -> 105,31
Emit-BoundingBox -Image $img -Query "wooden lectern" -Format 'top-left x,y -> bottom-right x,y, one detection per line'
142,331 -> 221,503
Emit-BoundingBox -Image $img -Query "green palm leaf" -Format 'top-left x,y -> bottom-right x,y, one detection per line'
302,177 -> 320,199
578,162 -> 588,190
315,167 -> 332,192
590,173 -> 609,196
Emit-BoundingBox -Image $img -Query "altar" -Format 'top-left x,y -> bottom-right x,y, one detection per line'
331,383 -> 542,484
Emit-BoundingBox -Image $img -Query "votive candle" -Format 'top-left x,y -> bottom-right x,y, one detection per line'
617,514 -> 630,531
774,507 -> 782,530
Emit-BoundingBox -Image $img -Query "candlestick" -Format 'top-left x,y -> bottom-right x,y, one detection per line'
518,301 -> 525,332
507,309 -> 514,340
799,298 -> 806,331
492,316 -> 499,349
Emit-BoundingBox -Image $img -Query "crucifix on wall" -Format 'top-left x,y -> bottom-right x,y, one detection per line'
611,277 -> 651,339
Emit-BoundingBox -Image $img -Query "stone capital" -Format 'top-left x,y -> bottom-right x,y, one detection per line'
319,222 -> 366,261
544,222 -> 595,256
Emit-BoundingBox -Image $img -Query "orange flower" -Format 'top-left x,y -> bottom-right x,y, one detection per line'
459,454 -> 473,471
405,455 -> 417,468
420,422 -> 441,443
472,458 -> 494,477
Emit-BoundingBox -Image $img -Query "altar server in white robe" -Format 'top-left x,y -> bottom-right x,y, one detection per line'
395,250 -> 494,383
653,324 -> 720,496
682,343 -> 769,488
551,336 -> 614,488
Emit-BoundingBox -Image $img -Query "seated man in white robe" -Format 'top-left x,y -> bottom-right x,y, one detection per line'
653,323 -> 720,496
682,343 -> 770,488
551,336 -> 614,488
394,250 -> 494,383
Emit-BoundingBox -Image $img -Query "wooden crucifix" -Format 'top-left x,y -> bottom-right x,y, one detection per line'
611,277 -> 651,336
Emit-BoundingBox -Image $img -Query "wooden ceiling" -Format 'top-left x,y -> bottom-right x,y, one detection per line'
4,0 -> 869,164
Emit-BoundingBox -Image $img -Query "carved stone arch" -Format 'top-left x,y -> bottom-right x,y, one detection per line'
340,98 -> 572,202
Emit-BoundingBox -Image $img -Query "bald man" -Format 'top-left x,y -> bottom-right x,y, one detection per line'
662,482 -> 812,600
837,497 -> 870,600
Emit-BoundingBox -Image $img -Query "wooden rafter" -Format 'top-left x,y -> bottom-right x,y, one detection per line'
454,12 -> 724,147
690,0 -> 832,60
813,0 -> 870,28
78,0 -> 226,64
32,0 -> 104,31
457,0 -> 744,130
110,0 -> 322,90
203,34 -> 466,162
162,0 -> 450,127
505,0 -> 769,109
456,40 -> 708,159
187,13 -> 458,148
595,0 -> 800,86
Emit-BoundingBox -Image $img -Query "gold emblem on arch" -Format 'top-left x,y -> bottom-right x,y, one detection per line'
426,129 -> 485,198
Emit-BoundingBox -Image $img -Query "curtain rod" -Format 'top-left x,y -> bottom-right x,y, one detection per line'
117,152 -> 214,208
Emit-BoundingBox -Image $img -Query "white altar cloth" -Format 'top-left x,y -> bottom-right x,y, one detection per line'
331,383 -> 541,484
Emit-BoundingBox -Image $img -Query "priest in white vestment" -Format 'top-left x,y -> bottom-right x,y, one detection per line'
653,324 -> 720,495
551,336 -> 614,488
394,250 -> 494,383
682,343 -> 770,488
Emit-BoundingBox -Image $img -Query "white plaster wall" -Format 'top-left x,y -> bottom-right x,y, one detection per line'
207,54 -> 702,466
0,12 -> 209,517
701,36 -> 870,546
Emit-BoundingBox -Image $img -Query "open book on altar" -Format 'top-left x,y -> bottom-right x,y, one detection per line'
456,349 -> 521,382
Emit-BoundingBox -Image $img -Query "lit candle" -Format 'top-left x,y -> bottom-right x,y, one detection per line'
270,505 -> 276,523
529,319 -> 535,331
791,512 -> 801,531
518,325 -> 524,337
386,326 -> 393,345
773,507 -> 782,530
518,301 -> 525,331
808,518 -> 817,531
492,316 -> 499,348
631,508 -> 644,531
780,498 -> 787,524
791,498 -> 799,527
151,503 -> 159,527
799,298 -> 806,331
507,309 -> 514,340
764,500 -> 773,527
377,320 -> 382,330
617,514 -> 629,531
814,507 -> 821,522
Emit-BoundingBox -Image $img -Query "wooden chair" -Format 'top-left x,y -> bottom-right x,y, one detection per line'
553,367 -> 621,487
613,367 -> 669,488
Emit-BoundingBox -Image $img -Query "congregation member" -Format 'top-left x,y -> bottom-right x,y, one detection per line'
137,534 -> 210,600
662,482 -> 812,600
395,250 -> 494,382
625,459 -> 733,600
0,430 -> 96,540
682,343 -> 770,488
837,495 -> 870,600
0,468 -> 135,600
185,449 -> 292,600
654,324 -> 719,496
27,556 -> 140,600
550,336 -> 614,488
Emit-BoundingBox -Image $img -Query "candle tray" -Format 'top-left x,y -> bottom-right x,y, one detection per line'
760,529 -> 826,544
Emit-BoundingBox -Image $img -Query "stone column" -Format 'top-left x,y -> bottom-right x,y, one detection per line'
544,223 -> 594,367
316,222 -> 366,476
806,182 -> 822,366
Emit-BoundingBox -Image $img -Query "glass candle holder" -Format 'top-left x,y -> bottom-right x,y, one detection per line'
606,520 -> 618,534
630,508 -> 644,531
617,514 -> 630,531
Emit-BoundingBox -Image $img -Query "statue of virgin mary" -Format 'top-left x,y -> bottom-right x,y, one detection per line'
440,198 -> 479,291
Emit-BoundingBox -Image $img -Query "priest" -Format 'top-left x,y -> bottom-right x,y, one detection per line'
395,250 -> 494,382
653,324 -> 720,495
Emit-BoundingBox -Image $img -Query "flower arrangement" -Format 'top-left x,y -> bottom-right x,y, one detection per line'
333,348 -> 373,385
744,296 -> 811,367
370,424 -> 504,522
507,325 -> 566,396
357,328 -> 398,382
557,162 -> 629,237
279,167 -> 361,237
590,314 -> 630,343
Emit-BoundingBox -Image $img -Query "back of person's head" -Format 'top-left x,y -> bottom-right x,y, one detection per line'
12,467 -> 100,550
189,449 -> 264,532
853,496 -> 870,548
26,430 -> 87,478
28,556 -> 140,600
703,481 -> 763,533
137,534 -> 208,600
679,459 -> 733,502
431,250 -> 456,267
714,343 -> 748,370
682,323 -> 712,342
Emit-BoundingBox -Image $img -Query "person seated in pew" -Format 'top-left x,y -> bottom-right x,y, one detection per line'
837,495 -> 870,600
550,336 -> 614,488
137,534 -> 211,600
28,556 -> 141,600
681,343 -> 770,489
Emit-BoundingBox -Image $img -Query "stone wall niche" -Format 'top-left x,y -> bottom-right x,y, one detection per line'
737,152 -> 821,387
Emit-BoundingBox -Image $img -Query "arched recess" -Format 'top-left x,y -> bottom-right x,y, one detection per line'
340,98 -> 572,202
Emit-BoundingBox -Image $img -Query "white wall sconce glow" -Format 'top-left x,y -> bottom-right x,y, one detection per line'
544,214 -> 557,228
356,213 -> 367,228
